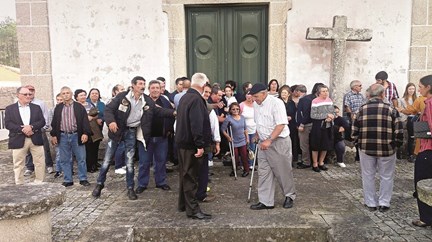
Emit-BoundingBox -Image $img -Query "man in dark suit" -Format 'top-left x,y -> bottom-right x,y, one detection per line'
5,86 -> 46,184
50,86 -> 92,187
176,72 -> 212,220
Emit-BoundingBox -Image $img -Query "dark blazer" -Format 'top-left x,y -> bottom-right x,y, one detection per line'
5,102 -> 46,149
50,101 -> 92,145
175,88 -> 211,150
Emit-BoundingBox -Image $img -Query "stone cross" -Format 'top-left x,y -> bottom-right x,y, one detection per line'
306,16 -> 372,109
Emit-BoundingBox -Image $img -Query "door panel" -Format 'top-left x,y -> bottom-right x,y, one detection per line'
233,8 -> 267,84
186,6 -> 268,87
187,9 -> 221,82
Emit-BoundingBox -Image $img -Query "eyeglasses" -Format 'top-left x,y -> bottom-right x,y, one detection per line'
19,93 -> 32,96
231,108 -> 240,111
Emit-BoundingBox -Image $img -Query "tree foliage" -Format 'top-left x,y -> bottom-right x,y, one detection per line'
0,17 -> 19,68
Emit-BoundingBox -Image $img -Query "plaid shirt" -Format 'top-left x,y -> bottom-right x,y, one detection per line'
344,90 -> 365,114
352,98 -> 403,157
385,81 -> 399,104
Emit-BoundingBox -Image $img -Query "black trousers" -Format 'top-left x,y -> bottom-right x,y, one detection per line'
85,139 -> 100,170
415,150 -> 432,224
178,148 -> 203,216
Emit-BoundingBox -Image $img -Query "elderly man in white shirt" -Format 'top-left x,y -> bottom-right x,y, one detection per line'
249,83 -> 296,210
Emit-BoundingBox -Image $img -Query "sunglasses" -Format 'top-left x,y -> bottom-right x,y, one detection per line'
231,108 -> 240,111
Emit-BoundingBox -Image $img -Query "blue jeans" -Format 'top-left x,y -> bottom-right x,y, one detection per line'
59,133 -> 87,182
248,133 -> 257,166
137,137 -> 168,188
97,128 -> 136,189
334,140 -> 346,163
114,141 -> 126,169
55,146 -> 72,173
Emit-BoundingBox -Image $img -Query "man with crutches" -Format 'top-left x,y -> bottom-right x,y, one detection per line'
249,83 -> 296,210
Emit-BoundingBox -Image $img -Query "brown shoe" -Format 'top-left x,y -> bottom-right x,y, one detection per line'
412,220 -> 430,227
200,195 -> 216,203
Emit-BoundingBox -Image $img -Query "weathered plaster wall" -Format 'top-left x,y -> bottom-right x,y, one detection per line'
286,0 -> 412,95
48,0 -> 169,99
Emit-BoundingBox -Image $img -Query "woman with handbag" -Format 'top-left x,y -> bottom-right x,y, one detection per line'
310,85 -> 334,172
412,75 -> 432,227
75,89 -> 103,173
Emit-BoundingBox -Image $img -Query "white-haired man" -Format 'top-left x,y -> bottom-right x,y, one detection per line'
175,72 -> 212,220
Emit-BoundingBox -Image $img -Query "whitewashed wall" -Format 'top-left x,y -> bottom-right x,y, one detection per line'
286,0 -> 412,96
47,0 -> 412,100
48,0 -> 169,100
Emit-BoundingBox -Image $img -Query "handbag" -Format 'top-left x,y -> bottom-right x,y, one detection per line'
413,113 -> 432,139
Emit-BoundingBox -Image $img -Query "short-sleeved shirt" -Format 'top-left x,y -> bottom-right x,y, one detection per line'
344,90 -> 365,114
221,115 -> 247,148
253,95 -> 289,140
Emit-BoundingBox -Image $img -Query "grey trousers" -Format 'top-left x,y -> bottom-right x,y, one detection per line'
359,150 -> 396,207
298,123 -> 312,166
257,136 -> 296,206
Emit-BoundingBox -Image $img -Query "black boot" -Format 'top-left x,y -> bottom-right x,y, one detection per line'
92,184 -> 104,198
127,188 -> 138,200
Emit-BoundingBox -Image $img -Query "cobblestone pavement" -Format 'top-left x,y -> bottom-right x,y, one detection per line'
0,140 -> 431,241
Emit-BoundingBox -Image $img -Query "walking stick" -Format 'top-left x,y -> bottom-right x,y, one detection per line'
247,140 -> 259,203
228,123 -> 237,179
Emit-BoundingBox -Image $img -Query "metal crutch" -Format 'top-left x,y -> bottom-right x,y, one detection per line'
247,141 -> 259,203
227,123 -> 237,180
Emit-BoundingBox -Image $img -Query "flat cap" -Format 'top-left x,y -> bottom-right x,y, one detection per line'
248,83 -> 267,95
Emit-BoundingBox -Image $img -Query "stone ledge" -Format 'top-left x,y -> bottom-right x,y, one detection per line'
0,183 -> 66,220
417,179 -> 432,207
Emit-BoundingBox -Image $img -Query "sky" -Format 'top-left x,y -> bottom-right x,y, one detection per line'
0,0 -> 16,21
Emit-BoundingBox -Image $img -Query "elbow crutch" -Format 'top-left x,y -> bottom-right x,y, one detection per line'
227,123 -> 237,180
247,140 -> 259,203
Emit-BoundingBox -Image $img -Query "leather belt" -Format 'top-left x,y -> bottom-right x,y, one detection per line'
60,131 -> 77,134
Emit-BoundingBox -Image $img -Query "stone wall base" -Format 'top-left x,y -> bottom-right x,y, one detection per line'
0,211 -> 52,242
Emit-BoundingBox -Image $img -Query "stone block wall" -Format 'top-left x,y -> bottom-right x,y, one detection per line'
410,0 -> 432,83
15,0 -> 53,107
0,87 -> 18,109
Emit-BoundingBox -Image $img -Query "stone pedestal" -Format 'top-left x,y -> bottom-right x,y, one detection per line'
0,183 -> 66,242
417,179 -> 432,207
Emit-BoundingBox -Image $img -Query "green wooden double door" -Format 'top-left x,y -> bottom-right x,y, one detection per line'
186,5 -> 268,87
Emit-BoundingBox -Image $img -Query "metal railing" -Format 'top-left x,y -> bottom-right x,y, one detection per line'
0,109 -> 5,129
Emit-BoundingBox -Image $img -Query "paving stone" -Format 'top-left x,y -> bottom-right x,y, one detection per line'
1,140 -> 432,241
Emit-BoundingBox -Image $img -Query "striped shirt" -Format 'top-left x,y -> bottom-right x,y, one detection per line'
352,98 -> 403,157
60,102 -> 77,133
253,95 -> 289,140
310,97 -> 334,120
384,81 -> 399,104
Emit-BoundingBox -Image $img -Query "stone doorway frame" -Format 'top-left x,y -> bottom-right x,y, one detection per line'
162,0 -> 291,85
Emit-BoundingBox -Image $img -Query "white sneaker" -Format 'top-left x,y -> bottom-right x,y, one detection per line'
208,160 -> 214,167
47,167 -> 54,174
24,170 -> 34,176
337,162 -> 346,168
115,167 -> 126,175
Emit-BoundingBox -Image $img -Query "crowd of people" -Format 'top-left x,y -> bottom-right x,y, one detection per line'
4,72 -> 432,225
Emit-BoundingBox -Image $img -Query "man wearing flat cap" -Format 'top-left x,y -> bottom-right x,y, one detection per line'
249,83 -> 296,210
